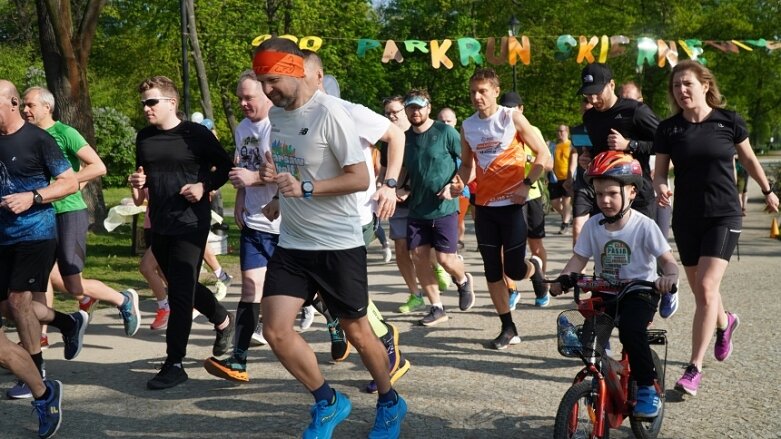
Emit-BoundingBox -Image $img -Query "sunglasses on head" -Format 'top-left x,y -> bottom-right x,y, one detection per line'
141,97 -> 174,107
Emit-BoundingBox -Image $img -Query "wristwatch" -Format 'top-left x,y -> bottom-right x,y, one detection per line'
522,177 -> 533,187
301,180 -> 314,199
32,189 -> 43,205
762,184 -> 774,196
627,140 -> 639,154
384,178 -> 397,189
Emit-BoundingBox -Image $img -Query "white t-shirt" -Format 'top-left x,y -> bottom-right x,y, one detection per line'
574,209 -> 670,282
268,90 -> 365,250
338,99 -> 389,225
233,117 -> 280,234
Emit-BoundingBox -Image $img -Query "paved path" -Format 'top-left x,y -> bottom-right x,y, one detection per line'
3,181 -> 780,438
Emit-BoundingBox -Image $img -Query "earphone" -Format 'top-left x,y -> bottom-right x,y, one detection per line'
11,97 -> 18,106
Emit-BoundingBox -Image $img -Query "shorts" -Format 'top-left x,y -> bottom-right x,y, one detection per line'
736,174 -> 748,194
263,246 -> 369,319
407,212 -> 459,253
0,239 -> 57,299
672,215 -> 741,267
474,204 -> 528,282
388,207 -> 409,241
573,183 -> 597,218
240,228 -> 279,271
55,209 -> 89,276
523,198 -> 546,239
549,181 -> 569,200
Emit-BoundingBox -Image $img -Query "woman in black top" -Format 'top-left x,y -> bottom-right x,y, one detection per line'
654,60 -> 779,397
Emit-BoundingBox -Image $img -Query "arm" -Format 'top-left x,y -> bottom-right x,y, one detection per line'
736,138 -> 780,212
1,169 -> 78,214
276,161 -> 370,198
450,127 -> 474,196
653,153 -> 673,207
373,123 -> 405,219
514,113 -> 550,182
74,145 -> 107,188
550,254 -> 589,296
655,251 -> 679,293
131,186 -> 146,207
234,188 -> 246,230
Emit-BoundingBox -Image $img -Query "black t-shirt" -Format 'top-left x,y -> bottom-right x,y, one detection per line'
583,97 -> 660,208
136,121 -> 232,235
654,108 -> 747,219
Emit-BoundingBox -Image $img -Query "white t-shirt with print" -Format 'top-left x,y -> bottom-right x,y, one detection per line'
233,117 -> 280,234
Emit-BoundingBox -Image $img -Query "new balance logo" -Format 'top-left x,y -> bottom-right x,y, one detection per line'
299,128 -> 309,135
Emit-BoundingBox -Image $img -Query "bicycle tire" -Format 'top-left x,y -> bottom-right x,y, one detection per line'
629,350 -> 665,439
553,381 -> 610,439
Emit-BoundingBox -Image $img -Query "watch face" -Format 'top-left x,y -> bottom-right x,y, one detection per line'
385,178 -> 397,188
302,181 -> 314,192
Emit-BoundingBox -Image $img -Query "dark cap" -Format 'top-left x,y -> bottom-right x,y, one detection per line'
578,63 -> 613,95
499,91 -> 523,107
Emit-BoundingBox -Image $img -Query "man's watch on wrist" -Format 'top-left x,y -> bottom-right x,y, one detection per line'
301,180 -> 314,199
383,178 -> 397,189
627,140 -> 639,154
762,184 -> 774,196
522,177 -> 533,187
32,189 -> 43,205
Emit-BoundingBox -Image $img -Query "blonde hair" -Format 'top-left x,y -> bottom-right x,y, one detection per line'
668,60 -> 724,113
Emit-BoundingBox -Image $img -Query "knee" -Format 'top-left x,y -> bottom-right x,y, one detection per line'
262,321 -> 292,348
240,278 -> 261,302
7,293 -> 32,313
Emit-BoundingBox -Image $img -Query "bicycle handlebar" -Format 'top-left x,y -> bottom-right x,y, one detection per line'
544,273 -> 677,305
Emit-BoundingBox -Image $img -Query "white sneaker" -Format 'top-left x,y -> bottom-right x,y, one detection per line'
659,292 -> 679,319
298,305 -> 316,331
382,246 -> 392,263
251,322 -> 267,345
213,281 -> 227,302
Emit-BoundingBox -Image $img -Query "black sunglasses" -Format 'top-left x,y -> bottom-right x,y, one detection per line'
141,97 -> 174,107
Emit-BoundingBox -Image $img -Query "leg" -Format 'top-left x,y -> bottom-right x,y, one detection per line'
140,248 -> 168,300
686,258 -> 730,370
341,316 -> 391,394
0,327 -> 46,398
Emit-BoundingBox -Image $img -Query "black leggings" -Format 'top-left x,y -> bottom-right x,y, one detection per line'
152,229 -> 228,363
474,204 -> 529,283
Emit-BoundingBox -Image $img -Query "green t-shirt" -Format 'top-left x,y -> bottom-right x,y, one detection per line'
46,121 -> 88,213
404,120 -> 461,220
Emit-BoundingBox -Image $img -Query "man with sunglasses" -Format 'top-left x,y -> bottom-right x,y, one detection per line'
129,76 -> 234,390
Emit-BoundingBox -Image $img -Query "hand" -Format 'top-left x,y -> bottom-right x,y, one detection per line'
764,192 -> 779,213
229,167 -> 259,189
234,201 -> 246,231
373,185 -> 397,220
179,182 -> 205,203
656,186 -> 672,207
562,178 -> 573,194
395,187 -> 410,203
510,185 -> 530,205
260,151 -> 277,184
655,274 -> 679,294
1,192 -> 35,214
607,129 -> 629,151
262,198 -> 280,221
550,283 -> 563,297
578,150 -> 592,169
449,175 -> 465,198
129,166 -> 146,189
276,173 -> 302,198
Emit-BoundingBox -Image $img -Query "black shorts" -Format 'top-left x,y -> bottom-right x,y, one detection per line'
263,246 -> 369,319
0,239 -> 57,300
523,198 -> 546,239
474,204 -> 529,283
672,215 -> 741,267
573,183 -> 598,218
55,209 -> 89,276
549,181 -> 569,200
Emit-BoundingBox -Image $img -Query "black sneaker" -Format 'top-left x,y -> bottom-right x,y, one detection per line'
328,319 -> 351,362
456,273 -> 475,311
213,312 -> 235,357
529,256 -> 547,298
420,306 -> 448,326
147,362 -> 188,390
63,310 -> 88,360
490,324 -> 521,350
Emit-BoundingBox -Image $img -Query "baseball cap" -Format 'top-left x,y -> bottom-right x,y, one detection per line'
404,96 -> 429,108
578,63 -> 613,95
499,92 -> 523,107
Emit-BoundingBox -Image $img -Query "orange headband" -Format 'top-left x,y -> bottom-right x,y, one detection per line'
253,51 -> 305,78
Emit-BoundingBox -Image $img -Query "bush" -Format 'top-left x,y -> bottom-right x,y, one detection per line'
94,107 -> 136,187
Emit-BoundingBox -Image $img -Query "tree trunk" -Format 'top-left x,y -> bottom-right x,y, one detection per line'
220,87 -> 238,145
186,0 -> 214,120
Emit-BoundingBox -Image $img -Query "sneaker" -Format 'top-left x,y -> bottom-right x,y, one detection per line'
420,306 -> 448,327
434,264 -> 450,291
491,325 -> 521,350
302,390 -> 352,439
213,281 -> 228,302
217,270 -> 234,286
508,290 -> 520,311
529,255 -> 546,292
7,380 -> 33,399
369,394 -> 408,439
79,296 -> 100,318
213,313 -> 235,357
659,292 -> 679,319
534,293 -> 551,308
456,273 -> 475,311
558,222 -> 571,235
118,289 -> 140,337
203,355 -> 249,383
382,323 -> 401,372
398,294 -> 425,314
147,361 -> 188,390
328,319 -> 351,362
299,305 -> 316,331
366,358 -> 411,394
62,310 -> 88,360
382,245 -> 393,263
633,385 -> 661,418
31,379 -> 63,439
40,334 -> 49,350
251,322 -> 267,345
150,308 -> 170,331
674,364 -> 702,396
714,312 -> 740,361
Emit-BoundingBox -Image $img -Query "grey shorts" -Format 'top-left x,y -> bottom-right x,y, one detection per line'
56,209 -> 89,276
388,206 -> 409,241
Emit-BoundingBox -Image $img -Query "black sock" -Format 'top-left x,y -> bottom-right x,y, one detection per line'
499,312 -> 513,330
311,381 -> 335,405
51,311 -> 76,334
35,387 -> 51,401
378,388 -> 398,405
31,352 -> 44,377
234,301 -> 259,357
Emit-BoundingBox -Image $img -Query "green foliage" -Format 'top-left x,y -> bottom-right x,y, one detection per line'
93,107 -> 137,187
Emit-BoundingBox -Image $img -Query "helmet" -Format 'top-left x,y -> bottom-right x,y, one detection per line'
585,151 -> 643,187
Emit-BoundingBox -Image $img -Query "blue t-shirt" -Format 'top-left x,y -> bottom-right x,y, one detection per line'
0,123 -> 71,244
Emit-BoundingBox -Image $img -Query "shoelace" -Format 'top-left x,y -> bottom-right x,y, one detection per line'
32,399 -> 48,425
328,322 -> 344,342
681,364 -> 699,380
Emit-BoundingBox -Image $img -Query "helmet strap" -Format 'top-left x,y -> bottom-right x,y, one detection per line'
598,184 -> 633,225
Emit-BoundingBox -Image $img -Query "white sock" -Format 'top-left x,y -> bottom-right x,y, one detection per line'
214,268 -> 224,278
79,296 -> 92,305
158,299 -> 169,311
432,302 -> 443,309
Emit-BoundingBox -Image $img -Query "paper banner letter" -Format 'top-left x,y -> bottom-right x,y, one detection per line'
767,41 -> 781,50
404,40 -> 429,54
598,35 -> 609,63
745,39 -> 767,48
299,36 -> 323,52
704,40 -> 738,53
656,40 -> 678,68
430,39 -> 455,69
731,40 -> 753,51
457,38 -> 484,66
577,35 -> 599,63
507,36 -> 531,66
636,37 -> 657,69
357,39 -> 381,58
679,39 -> 704,63
279,34 -> 299,44
555,35 -> 577,61
251,34 -> 271,47
609,35 -> 630,57
382,40 -> 404,63
486,37 -> 507,65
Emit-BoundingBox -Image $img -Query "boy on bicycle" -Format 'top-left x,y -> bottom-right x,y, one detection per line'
550,151 -> 679,418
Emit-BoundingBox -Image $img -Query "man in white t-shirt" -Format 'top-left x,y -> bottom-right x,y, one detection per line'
253,38 -> 407,439
203,70 -> 281,383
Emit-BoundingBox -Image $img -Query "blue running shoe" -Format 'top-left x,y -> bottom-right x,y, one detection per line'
119,289 -> 140,337
32,379 -> 63,439
659,292 -> 679,319
303,390 -> 352,439
63,310 -> 88,360
633,385 -> 661,418
369,394 -> 407,439
508,290 -> 520,311
534,294 -> 551,308
7,380 -> 33,399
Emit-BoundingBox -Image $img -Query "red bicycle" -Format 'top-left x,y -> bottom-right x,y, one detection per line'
548,273 -> 674,439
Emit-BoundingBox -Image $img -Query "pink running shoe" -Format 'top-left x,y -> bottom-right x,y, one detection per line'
150,309 -> 170,331
675,364 -> 702,396
79,297 -> 100,316
714,312 -> 739,361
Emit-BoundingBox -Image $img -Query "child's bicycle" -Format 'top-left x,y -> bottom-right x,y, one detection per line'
547,273 -> 675,439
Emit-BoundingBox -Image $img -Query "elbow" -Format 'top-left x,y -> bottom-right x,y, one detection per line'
96,163 -> 107,177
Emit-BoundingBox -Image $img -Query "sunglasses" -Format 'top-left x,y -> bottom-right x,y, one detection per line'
141,97 -> 174,107
384,108 -> 404,117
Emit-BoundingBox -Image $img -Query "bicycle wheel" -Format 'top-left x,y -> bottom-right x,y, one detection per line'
553,381 -> 610,439
629,350 -> 665,439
